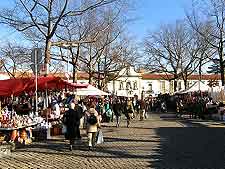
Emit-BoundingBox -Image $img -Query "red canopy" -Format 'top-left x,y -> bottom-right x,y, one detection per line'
0,76 -> 88,97
26,76 -> 88,91
0,78 -> 31,96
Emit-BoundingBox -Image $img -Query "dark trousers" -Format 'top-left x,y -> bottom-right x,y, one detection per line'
75,125 -> 81,139
68,124 -> 81,145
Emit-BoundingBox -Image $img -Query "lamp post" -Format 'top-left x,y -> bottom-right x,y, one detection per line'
31,48 -> 42,117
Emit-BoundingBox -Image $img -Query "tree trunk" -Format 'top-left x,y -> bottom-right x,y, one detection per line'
72,65 -> 77,83
219,47 -> 225,86
199,59 -> 202,80
173,74 -> 178,91
72,44 -> 80,83
88,70 -> 93,84
44,39 -> 51,75
183,72 -> 188,90
97,60 -> 101,89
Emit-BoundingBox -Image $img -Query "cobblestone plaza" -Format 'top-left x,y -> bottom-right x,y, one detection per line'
1,114 -> 225,169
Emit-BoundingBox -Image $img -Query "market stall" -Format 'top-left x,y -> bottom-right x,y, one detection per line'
25,76 -> 88,91
0,76 -> 88,148
0,78 -> 31,97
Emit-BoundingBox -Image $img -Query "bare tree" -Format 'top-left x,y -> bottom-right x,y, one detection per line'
186,0 -> 225,86
77,6 -> 129,86
50,0 -> 129,84
96,35 -> 140,90
0,42 -> 31,78
180,28 -> 213,89
51,5 -> 109,83
144,21 -> 209,91
0,0 -> 120,74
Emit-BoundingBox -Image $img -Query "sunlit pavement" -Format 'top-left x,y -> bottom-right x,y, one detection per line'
1,114 -> 225,169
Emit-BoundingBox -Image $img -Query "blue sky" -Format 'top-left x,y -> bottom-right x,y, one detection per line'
0,0 -> 191,42
128,0 -> 191,40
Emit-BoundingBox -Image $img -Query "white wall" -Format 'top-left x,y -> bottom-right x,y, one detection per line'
0,74 -> 10,80
107,75 -> 142,98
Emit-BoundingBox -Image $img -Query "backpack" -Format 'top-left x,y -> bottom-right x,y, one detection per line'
87,114 -> 97,125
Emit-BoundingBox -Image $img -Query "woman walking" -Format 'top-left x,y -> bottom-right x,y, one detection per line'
85,103 -> 101,150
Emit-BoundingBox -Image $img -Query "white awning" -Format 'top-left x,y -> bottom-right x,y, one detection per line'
76,84 -> 109,96
176,81 -> 209,94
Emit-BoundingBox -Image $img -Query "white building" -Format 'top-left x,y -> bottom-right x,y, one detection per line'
108,67 -> 221,98
107,67 -> 142,98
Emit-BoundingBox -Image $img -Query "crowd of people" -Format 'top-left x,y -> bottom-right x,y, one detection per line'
175,93 -> 220,119
5,90 -> 223,151
61,94 -> 152,151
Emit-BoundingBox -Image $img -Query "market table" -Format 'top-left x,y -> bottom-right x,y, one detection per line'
0,123 -> 38,145
0,123 -> 38,131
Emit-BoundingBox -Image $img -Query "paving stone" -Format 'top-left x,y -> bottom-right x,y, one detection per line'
1,114 -> 224,169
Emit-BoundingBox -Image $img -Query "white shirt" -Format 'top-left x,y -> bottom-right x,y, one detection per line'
53,103 -> 60,118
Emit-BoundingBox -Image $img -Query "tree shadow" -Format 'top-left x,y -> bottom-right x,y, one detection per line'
103,136 -> 159,143
148,127 -> 225,169
15,139 -> 87,153
14,133 -> 160,163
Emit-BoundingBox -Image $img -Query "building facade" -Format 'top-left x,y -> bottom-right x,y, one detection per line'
0,67 -> 221,99
107,67 -> 142,97
108,67 -> 221,99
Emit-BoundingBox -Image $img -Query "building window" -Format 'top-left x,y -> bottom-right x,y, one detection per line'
133,81 -> 138,90
160,81 -> 166,93
148,83 -> 152,92
169,81 -> 174,93
119,81 -> 124,90
126,81 -> 131,90
178,81 -> 182,91
187,81 -> 190,88
187,81 -> 192,88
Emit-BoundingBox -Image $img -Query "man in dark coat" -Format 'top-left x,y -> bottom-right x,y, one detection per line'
75,101 -> 83,139
112,98 -> 122,127
63,104 -> 82,151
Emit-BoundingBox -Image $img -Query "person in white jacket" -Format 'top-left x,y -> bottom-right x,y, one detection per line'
85,103 -> 101,150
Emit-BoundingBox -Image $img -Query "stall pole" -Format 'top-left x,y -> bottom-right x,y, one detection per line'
45,86 -> 51,139
45,87 -> 48,123
67,49 -> 69,82
35,49 -> 38,117
11,94 -> 14,119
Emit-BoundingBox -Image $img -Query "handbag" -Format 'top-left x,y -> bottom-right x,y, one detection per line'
62,125 -> 67,134
106,109 -> 112,117
96,130 -> 104,144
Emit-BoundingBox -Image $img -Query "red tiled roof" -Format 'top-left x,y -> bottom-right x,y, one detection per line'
188,74 -> 221,80
142,74 -> 174,80
142,74 -> 221,80
0,71 -> 105,80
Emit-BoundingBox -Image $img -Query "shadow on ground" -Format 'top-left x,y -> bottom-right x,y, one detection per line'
103,137 -> 158,143
15,135 -> 157,155
149,126 -> 225,169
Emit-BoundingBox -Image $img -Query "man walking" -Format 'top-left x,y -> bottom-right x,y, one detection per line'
112,98 -> 122,127
63,100 -> 82,151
